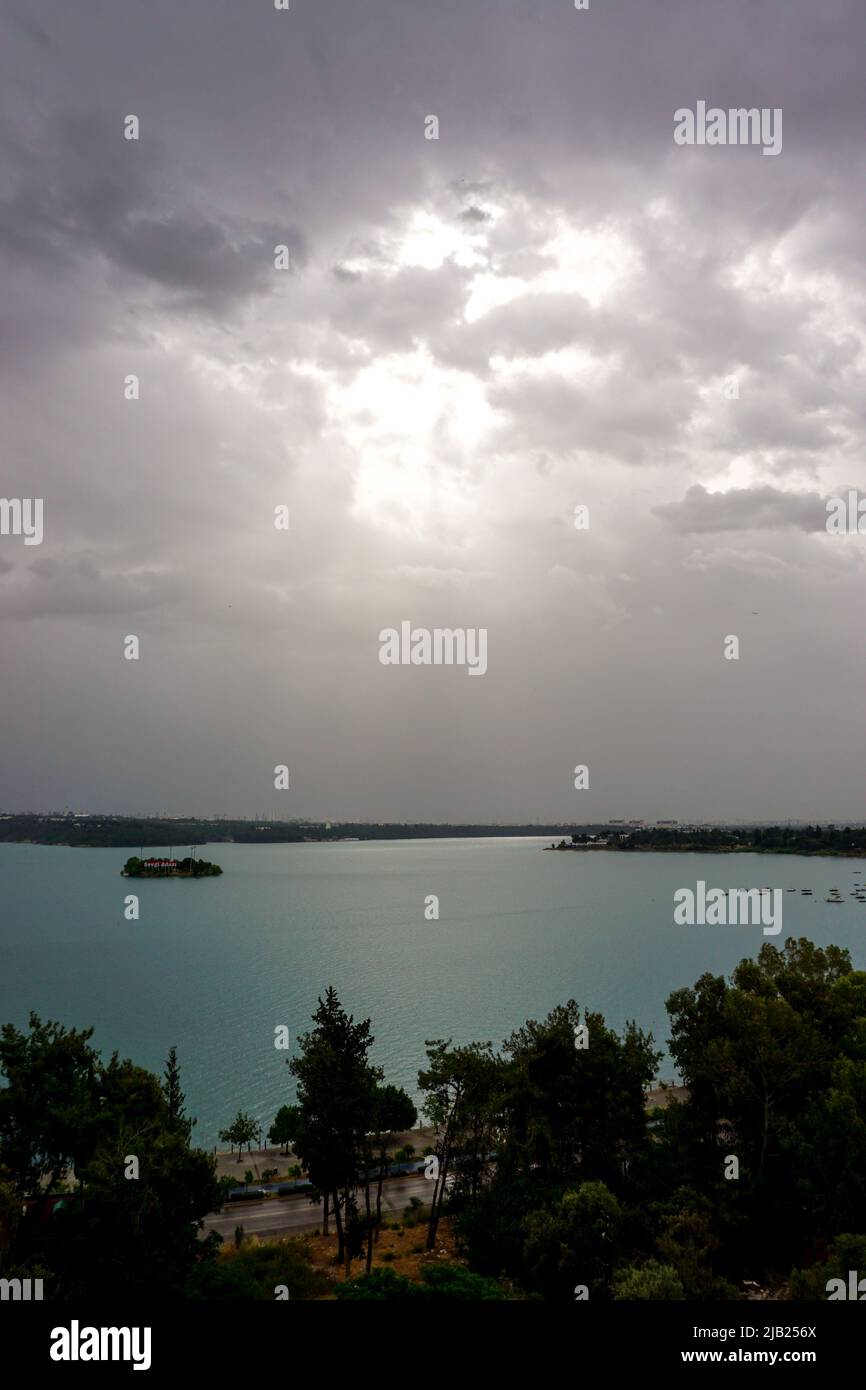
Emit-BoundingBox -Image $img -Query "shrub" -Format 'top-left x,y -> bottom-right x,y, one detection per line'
416,1263 -> 507,1300
403,1196 -> 429,1227
335,1268 -> 415,1301
521,1182 -> 624,1301
613,1261 -> 686,1300
790,1234 -> 866,1300
184,1241 -> 328,1301
336,1263 -> 507,1301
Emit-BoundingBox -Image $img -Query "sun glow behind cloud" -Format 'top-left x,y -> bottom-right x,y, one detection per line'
320,201 -> 643,534
394,210 -> 490,271
327,348 -> 498,536
465,217 -> 640,322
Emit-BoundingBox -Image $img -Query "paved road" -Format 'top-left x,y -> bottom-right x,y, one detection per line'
202,1172 -> 434,1241
205,1092 -> 684,1243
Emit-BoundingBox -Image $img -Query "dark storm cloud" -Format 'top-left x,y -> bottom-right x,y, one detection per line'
2,0 -> 866,820
0,111 -> 307,310
108,212 -> 306,306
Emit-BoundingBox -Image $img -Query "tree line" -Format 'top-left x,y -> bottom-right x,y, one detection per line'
277,940 -> 866,1298
1,936 -> 864,1298
607,824 -> 866,854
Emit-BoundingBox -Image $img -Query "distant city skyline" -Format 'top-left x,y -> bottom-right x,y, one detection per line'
2,808 -> 860,831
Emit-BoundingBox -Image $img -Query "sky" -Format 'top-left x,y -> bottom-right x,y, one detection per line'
1,0 -> 866,823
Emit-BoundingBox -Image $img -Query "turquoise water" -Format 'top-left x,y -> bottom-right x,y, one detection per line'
1,838 -> 864,1147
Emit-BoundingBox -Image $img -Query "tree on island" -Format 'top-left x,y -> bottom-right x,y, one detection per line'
218,1110 -> 260,1163
121,855 -> 222,878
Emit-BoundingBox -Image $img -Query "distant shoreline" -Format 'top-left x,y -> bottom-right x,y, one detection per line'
0,814 -> 601,849
547,826 -> 866,858
3,813 -> 866,853
547,843 -> 866,858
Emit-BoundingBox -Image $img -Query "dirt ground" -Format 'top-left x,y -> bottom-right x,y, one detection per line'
279,1215 -> 461,1294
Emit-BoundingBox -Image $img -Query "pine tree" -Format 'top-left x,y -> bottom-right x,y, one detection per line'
289,987 -> 382,1272
162,1046 -> 193,1140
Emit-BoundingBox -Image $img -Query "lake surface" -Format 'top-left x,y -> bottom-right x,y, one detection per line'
1,838 -> 864,1148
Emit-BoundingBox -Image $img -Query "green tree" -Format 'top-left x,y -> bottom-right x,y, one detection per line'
666,938 -> 866,1264
521,1181 -> 623,1300
0,1017 -> 220,1298
218,1110 -> 259,1162
655,1197 -> 739,1299
268,1104 -> 300,1156
790,1058 -> 866,1234
289,987 -> 382,1273
499,1001 -> 658,1188
370,1084 -> 416,1253
162,1046 -> 193,1140
418,1039 -> 501,1251
0,1014 -> 101,1194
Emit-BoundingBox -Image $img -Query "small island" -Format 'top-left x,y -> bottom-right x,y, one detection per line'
121,855 -> 223,878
